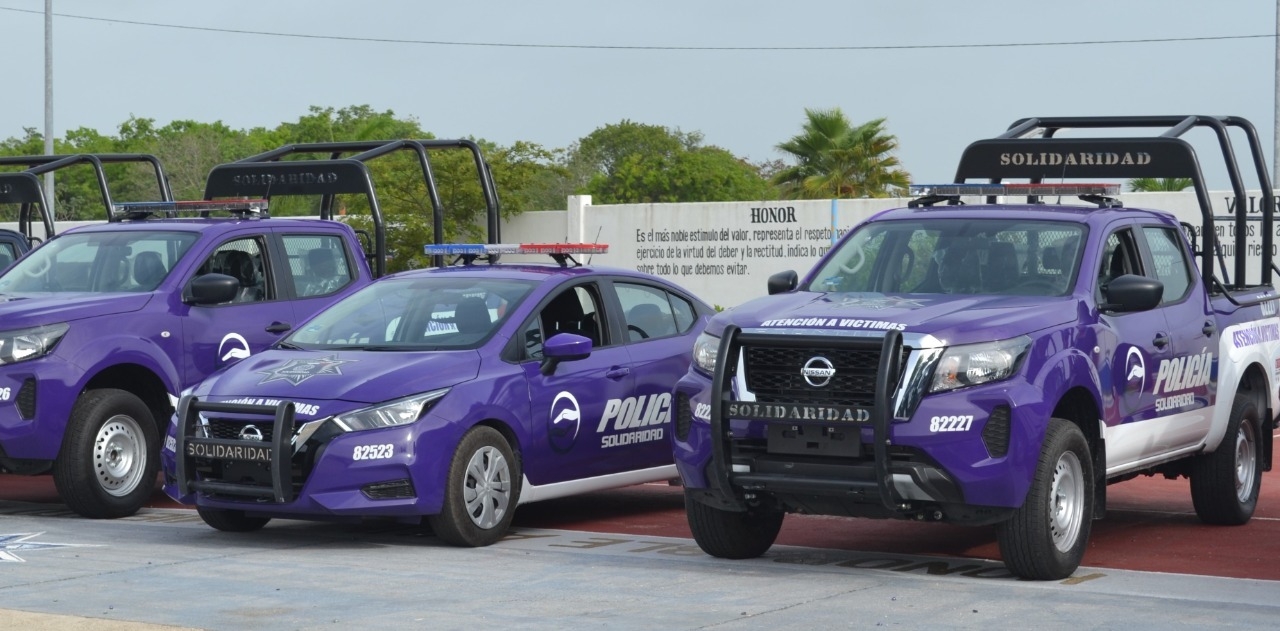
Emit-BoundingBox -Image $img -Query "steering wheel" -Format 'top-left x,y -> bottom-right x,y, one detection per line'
628,324 -> 650,339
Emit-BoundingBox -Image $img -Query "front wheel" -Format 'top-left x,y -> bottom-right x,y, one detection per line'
52,389 -> 159,519
1190,394 -> 1261,525
197,506 -> 271,532
686,491 -> 784,559
997,418 -> 1094,580
428,426 -> 520,547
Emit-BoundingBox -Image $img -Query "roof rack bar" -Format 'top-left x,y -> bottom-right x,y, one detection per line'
959,115 -> 1272,289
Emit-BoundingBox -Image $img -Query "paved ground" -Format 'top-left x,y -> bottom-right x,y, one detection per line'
2,459 -> 1279,630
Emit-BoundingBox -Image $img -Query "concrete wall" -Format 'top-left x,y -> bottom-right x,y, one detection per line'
501,191 -> 1280,308
7,190 -> 1274,309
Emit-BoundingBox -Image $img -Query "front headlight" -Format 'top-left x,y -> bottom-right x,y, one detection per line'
332,388 -> 450,431
928,335 -> 1030,393
692,332 -> 720,375
0,322 -> 69,365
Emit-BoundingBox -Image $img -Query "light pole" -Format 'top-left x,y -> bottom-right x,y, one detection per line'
43,0 -> 53,218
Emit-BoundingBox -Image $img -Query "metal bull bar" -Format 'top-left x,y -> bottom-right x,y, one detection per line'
707,325 -> 904,511
175,397 -> 298,503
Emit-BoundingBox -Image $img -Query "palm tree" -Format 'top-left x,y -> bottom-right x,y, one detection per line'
1127,177 -> 1193,192
772,109 -> 910,198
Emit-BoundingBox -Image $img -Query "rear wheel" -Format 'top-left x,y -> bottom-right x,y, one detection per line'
998,418 -> 1094,580
428,426 -> 520,547
197,506 -> 271,532
686,491 -> 784,559
1190,394 -> 1261,525
53,389 -> 159,519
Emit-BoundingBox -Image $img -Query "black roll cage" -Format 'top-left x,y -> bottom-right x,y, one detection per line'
203,139 -> 501,276
0,153 -> 172,242
944,115 -> 1274,297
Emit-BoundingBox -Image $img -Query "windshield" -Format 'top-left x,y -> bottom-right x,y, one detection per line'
808,219 -> 1087,296
0,230 -> 198,293
286,275 -> 538,351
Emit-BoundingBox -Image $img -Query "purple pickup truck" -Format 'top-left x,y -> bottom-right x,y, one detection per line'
673,116 -> 1280,580
0,139 -> 497,520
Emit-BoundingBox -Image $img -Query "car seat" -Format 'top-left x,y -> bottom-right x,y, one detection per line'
984,242 -> 1019,292
453,296 -> 492,335
937,247 -> 981,293
301,248 -> 341,296
132,251 -> 167,289
540,292 -> 586,338
216,250 -> 263,302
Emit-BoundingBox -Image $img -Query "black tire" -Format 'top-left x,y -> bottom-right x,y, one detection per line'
685,490 -> 784,559
428,426 -> 520,547
997,418 -> 1094,580
197,506 -> 271,532
1190,394 -> 1261,525
52,389 -> 159,519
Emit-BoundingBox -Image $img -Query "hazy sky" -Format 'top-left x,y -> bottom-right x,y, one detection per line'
2,0 -> 1277,189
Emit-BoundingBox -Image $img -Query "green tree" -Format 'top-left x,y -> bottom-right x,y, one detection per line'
772,109 -> 910,198
1127,177 -> 1193,192
571,120 -> 772,203
596,146 -> 773,204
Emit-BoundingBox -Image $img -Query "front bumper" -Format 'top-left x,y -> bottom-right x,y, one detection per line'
161,396 -> 452,520
0,356 -> 84,463
673,325 -> 1044,525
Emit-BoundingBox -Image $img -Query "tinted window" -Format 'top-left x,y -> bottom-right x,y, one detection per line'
288,276 -> 536,351
809,219 -> 1086,297
195,238 -> 268,303
616,282 -> 691,341
0,230 -> 197,293
1142,227 -> 1193,302
283,234 -> 354,297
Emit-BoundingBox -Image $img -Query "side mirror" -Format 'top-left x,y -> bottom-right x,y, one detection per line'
768,270 -> 798,295
540,332 -> 592,376
1100,274 -> 1164,313
188,273 -> 240,305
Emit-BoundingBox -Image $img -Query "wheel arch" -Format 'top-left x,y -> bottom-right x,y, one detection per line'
474,418 -> 524,478
1050,386 -> 1105,516
1232,362 -> 1273,471
83,363 -> 173,439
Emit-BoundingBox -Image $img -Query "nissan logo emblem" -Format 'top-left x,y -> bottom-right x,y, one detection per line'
801,356 -> 836,387
239,424 -> 265,442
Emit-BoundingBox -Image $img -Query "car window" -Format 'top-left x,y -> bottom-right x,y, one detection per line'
0,242 -> 15,269
0,230 -> 197,293
283,234 -> 353,298
523,284 -> 605,359
195,237 -> 268,304
809,219 -> 1086,296
1096,229 -> 1141,303
616,282 -> 686,341
287,276 -> 535,350
1142,226 -> 1193,303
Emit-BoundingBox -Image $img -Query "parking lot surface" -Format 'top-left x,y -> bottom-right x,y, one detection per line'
3,459 -> 1279,629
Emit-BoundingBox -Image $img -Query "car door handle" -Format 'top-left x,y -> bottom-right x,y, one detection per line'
265,321 -> 293,334
1153,333 -> 1170,349
1202,321 -> 1216,337
606,367 -> 631,380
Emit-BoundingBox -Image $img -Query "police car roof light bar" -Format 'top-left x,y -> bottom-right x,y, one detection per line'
908,183 -> 1121,197
111,199 -> 269,221
423,243 -> 609,267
